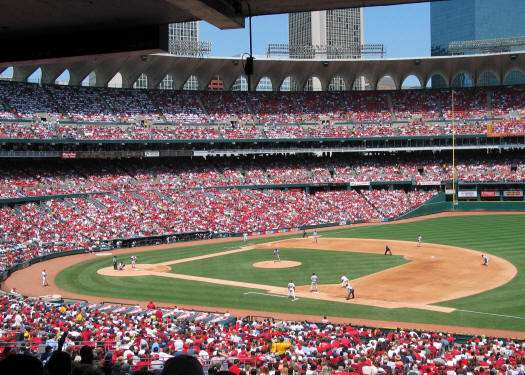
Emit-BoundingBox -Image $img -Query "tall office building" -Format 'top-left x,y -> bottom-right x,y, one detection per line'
135,21 -> 210,90
431,0 -> 525,86
289,9 -> 364,90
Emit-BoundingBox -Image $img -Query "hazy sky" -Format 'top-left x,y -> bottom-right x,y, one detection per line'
199,2 -> 430,58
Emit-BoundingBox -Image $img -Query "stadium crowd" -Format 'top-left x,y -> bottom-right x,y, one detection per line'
1,156 -> 524,199
0,294 -> 524,374
0,81 -> 524,140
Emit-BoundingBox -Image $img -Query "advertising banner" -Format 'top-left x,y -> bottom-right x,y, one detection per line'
418,181 -> 441,186
350,181 -> 370,186
480,191 -> 499,198
61,152 -> 77,159
458,190 -> 477,198
144,151 -> 160,157
503,190 -> 523,197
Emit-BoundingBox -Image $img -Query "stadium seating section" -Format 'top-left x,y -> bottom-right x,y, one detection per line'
0,82 -> 524,140
1,293 -> 524,374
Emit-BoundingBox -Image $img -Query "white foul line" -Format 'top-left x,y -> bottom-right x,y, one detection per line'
244,292 -> 299,301
455,309 -> 525,320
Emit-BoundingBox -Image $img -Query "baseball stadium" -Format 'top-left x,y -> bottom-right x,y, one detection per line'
1,0 -> 525,374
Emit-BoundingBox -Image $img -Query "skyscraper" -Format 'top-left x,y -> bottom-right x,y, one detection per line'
135,21 -> 210,90
431,0 -> 525,86
289,9 -> 364,90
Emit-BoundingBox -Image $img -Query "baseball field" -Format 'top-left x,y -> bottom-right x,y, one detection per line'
5,212 -> 525,337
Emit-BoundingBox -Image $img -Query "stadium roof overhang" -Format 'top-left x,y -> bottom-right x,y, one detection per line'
4,51 -> 524,90
0,0 -> 442,64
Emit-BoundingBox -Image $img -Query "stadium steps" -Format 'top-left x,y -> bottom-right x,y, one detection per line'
42,85 -> 71,121
486,90 -> 492,116
86,195 -> 109,210
358,191 -> 384,218
195,96 -> 211,122
129,191 -> 148,202
97,90 -> 118,120
245,99 -> 257,124
0,97 -> 13,114
152,189 -> 172,202
386,93 -> 395,121
146,90 -> 168,123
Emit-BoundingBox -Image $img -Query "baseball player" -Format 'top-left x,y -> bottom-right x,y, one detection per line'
302,229 -> 307,238
345,282 -> 355,300
243,233 -> 248,243
113,256 -> 118,270
310,273 -> 319,293
287,280 -> 296,300
273,249 -> 280,262
42,269 -> 48,286
384,245 -> 392,255
312,231 -> 318,243
131,255 -> 137,269
417,235 -> 422,247
481,254 -> 489,266
341,274 -> 349,288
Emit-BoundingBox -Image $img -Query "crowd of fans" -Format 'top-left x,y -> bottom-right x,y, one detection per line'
0,185 -> 437,271
1,294 -> 524,374
1,82 -> 524,137
0,156 -> 524,199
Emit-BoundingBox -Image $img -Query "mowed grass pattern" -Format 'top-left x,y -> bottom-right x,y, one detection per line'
168,248 -> 407,287
56,214 -> 525,331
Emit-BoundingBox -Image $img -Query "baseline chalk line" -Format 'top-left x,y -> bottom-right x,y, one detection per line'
244,292 -> 299,300
455,309 -> 525,320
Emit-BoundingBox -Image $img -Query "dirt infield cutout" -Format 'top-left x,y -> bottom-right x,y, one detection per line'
95,237 -> 516,313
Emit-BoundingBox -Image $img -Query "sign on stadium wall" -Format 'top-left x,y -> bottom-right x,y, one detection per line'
61,152 -> 77,159
445,189 -> 455,195
418,181 -> 441,186
458,190 -> 477,198
503,190 -> 523,197
350,181 -> 370,186
144,151 -> 160,157
480,191 -> 499,198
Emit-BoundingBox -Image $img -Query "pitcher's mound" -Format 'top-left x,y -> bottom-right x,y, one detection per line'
253,261 -> 302,269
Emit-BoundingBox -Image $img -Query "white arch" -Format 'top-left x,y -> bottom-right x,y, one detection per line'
0,66 -> 13,79
427,73 -> 447,89
503,69 -> 525,85
477,71 -> 499,87
183,75 -> 198,90
107,72 -> 123,88
231,75 -> 248,91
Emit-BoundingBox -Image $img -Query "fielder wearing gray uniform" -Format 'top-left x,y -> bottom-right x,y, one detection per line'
310,273 -> 319,292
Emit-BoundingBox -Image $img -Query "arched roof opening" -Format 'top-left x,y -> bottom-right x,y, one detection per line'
183,75 -> 198,90
477,71 -> 499,87
503,69 -> 525,85
451,72 -> 473,88
27,68 -> 42,84
256,76 -> 273,91
427,73 -> 447,89
158,74 -> 173,90
377,75 -> 395,90
328,75 -> 346,91
231,75 -> 247,91
107,72 -> 123,88
401,74 -> 422,89
55,69 -> 70,85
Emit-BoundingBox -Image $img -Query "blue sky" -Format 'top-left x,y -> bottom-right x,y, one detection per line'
200,3 -> 430,58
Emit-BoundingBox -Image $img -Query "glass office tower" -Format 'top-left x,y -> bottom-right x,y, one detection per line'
431,0 -> 525,86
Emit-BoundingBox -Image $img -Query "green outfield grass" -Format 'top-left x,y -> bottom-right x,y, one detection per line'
55,214 -> 525,331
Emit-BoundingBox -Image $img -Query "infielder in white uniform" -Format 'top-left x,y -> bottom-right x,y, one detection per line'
243,233 -> 248,243
417,235 -> 422,247
131,255 -> 137,269
312,231 -> 318,243
288,280 -> 296,300
482,254 -> 489,266
310,273 -> 319,293
341,274 -> 349,288
42,269 -> 48,286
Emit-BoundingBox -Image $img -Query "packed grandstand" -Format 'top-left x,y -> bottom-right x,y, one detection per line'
1,77 -> 525,374
1,293 -> 525,374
